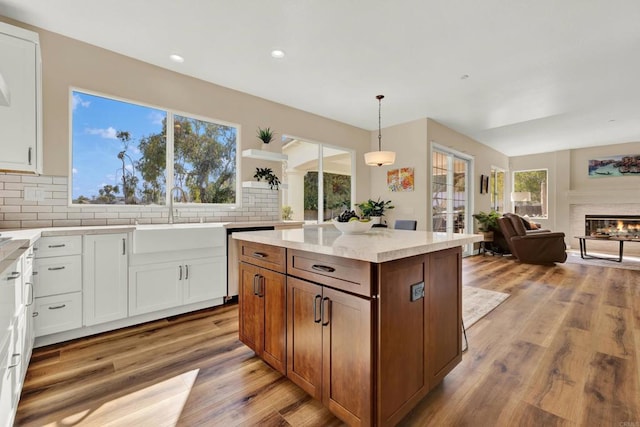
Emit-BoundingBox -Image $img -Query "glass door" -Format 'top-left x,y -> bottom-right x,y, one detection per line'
431,146 -> 472,254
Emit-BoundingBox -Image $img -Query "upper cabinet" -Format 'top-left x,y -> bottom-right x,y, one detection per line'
0,21 -> 42,174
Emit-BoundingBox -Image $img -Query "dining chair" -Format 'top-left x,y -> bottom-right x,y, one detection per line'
394,220 -> 417,230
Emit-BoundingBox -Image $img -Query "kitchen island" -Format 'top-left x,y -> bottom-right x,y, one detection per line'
233,226 -> 482,426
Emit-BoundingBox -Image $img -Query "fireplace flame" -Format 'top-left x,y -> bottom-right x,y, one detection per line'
617,220 -> 624,231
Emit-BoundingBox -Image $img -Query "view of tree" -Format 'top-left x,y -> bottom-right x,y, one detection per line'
73,116 -> 236,205
513,170 -> 546,203
303,171 -> 351,220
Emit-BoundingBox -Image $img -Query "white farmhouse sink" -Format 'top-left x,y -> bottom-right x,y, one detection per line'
132,223 -> 226,254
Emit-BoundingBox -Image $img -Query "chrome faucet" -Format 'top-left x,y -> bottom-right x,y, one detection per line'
168,186 -> 187,224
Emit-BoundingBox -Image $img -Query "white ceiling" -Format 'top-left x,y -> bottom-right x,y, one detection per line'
2,0 -> 640,157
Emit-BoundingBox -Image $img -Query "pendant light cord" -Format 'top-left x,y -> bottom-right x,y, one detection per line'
377,95 -> 384,151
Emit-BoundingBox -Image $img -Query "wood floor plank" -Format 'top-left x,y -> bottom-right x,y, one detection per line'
14,255 -> 640,426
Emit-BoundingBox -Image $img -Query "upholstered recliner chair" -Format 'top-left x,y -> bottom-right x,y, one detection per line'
497,215 -> 567,264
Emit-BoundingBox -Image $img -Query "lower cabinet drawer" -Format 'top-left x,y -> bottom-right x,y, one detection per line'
34,292 -> 82,337
33,255 -> 82,297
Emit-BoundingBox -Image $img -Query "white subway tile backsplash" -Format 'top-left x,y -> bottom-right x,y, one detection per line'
21,175 -> 53,184
1,173 -> 279,229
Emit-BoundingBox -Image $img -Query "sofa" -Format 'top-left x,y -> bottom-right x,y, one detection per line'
497,214 -> 567,264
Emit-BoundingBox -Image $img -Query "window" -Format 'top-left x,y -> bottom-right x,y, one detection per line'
281,138 -> 354,223
490,166 -> 505,212
71,90 -> 237,205
512,169 -> 547,218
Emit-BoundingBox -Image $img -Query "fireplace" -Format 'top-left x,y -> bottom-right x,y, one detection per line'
585,215 -> 640,238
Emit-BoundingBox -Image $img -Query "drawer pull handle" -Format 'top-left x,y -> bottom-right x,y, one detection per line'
313,295 -> 322,323
9,353 -> 21,369
33,312 -> 39,317
28,147 -> 33,165
252,252 -> 267,258
48,244 -> 66,248
48,266 -> 66,271
312,264 -> 335,273
48,304 -> 66,310
179,265 -> 183,280
7,272 -> 21,280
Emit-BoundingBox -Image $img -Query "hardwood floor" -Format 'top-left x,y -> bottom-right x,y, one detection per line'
15,255 -> 640,426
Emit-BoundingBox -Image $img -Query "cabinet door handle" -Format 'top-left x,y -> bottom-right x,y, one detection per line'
321,297 -> 331,326
258,275 -> 264,298
313,295 -> 322,323
33,312 -> 39,317
253,274 -> 259,295
28,147 -> 32,165
48,266 -> 65,271
26,282 -> 34,306
48,244 -> 66,248
7,271 -> 21,280
179,265 -> 183,280
48,304 -> 66,310
185,265 -> 189,280
312,264 -> 335,273
252,252 -> 267,258
122,238 -> 126,255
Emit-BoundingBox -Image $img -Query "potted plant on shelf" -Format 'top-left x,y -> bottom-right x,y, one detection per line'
357,197 -> 394,224
254,167 -> 281,190
472,210 -> 500,241
257,127 -> 274,144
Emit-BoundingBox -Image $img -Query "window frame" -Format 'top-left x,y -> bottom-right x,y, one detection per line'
68,87 -> 241,207
511,168 -> 548,219
490,165 -> 506,213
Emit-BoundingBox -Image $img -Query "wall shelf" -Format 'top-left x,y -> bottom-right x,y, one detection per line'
242,149 -> 288,162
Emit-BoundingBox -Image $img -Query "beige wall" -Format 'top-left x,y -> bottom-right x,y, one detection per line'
1,16 -> 371,201
366,117 -> 509,231
368,118 -> 428,228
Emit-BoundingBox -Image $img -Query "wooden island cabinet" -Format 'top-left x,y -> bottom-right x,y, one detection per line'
234,227 -> 481,426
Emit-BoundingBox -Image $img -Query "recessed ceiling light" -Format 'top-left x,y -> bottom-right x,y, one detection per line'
271,49 -> 285,59
169,54 -> 184,63
460,74 -> 470,80
608,119 -> 616,122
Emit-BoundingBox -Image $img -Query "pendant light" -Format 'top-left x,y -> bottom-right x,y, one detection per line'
364,94 -> 396,166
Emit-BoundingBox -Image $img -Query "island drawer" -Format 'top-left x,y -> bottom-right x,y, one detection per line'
238,241 -> 286,273
287,249 -> 372,297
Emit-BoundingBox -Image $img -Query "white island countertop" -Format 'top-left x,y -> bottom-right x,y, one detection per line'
232,226 -> 483,263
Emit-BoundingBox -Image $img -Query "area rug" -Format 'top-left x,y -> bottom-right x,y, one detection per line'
462,285 -> 509,329
565,249 -> 640,271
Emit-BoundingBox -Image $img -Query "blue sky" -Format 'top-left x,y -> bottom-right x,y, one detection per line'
71,91 -> 165,200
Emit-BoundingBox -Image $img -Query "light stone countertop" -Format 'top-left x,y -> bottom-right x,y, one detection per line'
232,226 -> 484,263
0,221 -> 304,267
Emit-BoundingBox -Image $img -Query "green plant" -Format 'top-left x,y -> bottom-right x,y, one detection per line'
357,197 -> 394,218
254,167 -> 280,190
281,205 -> 293,220
472,210 -> 500,232
256,127 -> 274,144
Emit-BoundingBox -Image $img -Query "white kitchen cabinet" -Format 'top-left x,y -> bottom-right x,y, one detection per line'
129,262 -> 183,316
183,257 -> 226,304
33,235 -> 82,337
33,292 -> 82,336
83,233 -> 129,326
33,255 -> 82,297
0,249 -> 33,427
0,21 -> 42,174
129,256 -> 226,316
